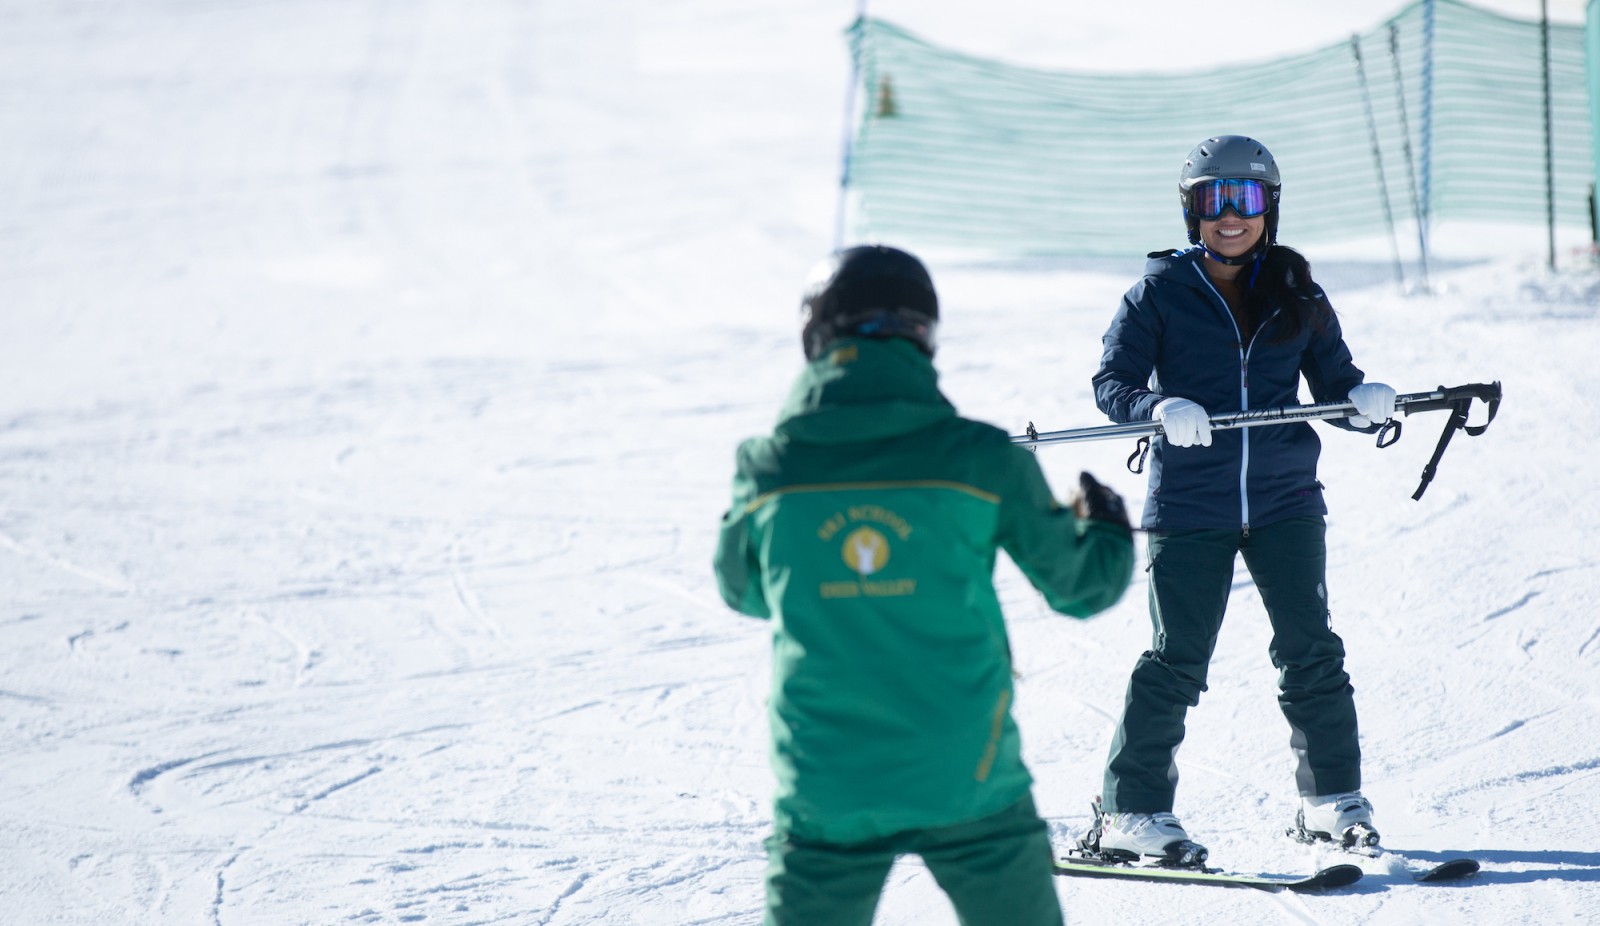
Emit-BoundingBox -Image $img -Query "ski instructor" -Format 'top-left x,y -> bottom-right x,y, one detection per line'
1079,135 -> 1397,867
715,244 -> 1135,926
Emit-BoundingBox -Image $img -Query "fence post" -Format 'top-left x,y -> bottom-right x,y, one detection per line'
1390,23 -> 1431,291
1542,0 -> 1558,270
1421,0 -> 1435,268
1352,34 -> 1406,291
833,1 -> 871,250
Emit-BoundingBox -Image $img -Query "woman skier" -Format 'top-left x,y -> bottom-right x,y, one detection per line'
1081,135 -> 1397,866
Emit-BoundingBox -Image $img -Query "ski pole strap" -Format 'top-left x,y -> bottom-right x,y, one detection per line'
1126,436 -> 1151,474
1410,382 -> 1502,500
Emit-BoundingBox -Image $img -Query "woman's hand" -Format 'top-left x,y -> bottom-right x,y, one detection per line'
1155,397 -> 1213,447
1347,382 -> 1397,428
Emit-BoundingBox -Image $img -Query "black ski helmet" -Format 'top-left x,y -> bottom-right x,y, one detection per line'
1179,135 -> 1282,248
800,245 -> 939,360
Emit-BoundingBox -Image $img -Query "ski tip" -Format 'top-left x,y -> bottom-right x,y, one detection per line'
1414,858 -> 1481,882
1296,864 -> 1365,891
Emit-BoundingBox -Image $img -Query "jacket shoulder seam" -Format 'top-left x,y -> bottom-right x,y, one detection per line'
744,480 -> 1001,515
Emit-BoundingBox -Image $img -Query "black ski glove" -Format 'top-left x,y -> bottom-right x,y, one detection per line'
1070,471 -> 1131,533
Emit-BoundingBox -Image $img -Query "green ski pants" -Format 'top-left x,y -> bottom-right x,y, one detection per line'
763,794 -> 1063,926
1102,516 -> 1361,813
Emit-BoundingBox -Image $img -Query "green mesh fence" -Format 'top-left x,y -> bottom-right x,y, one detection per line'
841,0 -> 1594,257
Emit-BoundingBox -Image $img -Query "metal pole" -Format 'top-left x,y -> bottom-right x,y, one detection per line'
1541,0 -> 1557,270
1010,385 -> 1500,448
833,0 -> 871,250
1352,34 -> 1407,292
1015,401 -> 1368,447
1420,0 -> 1435,262
1390,23 -> 1431,292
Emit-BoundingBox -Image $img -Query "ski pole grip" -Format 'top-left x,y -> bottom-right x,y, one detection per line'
1397,382 -> 1502,416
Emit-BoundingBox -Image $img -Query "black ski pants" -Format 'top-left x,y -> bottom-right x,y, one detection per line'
1101,516 -> 1361,814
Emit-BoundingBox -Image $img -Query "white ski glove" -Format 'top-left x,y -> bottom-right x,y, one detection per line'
1155,397 -> 1213,448
1347,382 -> 1397,428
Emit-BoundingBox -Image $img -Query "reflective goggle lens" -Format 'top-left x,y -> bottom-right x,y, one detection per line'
1192,179 -> 1269,219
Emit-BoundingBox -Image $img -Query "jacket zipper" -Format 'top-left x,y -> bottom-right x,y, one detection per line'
1191,264 -> 1281,537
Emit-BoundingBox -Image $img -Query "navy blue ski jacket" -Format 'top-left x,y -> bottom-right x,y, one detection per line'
1093,248 -> 1370,532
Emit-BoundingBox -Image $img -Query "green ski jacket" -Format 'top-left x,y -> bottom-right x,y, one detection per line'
715,338 -> 1134,844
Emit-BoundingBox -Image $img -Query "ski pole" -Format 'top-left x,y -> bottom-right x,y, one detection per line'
1012,382 -> 1501,500
1011,383 -> 1500,448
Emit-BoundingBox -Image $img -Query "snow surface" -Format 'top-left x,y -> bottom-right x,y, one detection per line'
3,2 -> 1599,924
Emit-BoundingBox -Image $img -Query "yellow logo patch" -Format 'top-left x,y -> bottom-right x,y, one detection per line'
816,505 -> 917,599
842,526 -> 889,576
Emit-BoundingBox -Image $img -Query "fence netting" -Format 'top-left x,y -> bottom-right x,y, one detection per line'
842,0 -> 1594,257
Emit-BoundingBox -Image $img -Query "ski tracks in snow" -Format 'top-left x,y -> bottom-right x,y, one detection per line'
0,526 -> 136,595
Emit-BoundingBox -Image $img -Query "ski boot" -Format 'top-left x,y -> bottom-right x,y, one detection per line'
1079,797 -> 1208,869
1291,792 -> 1379,853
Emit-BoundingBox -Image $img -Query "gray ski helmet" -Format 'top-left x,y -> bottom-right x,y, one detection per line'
1179,135 -> 1282,245
800,245 -> 938,360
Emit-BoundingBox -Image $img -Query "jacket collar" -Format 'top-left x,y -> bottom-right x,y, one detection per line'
775,338 -> 955,445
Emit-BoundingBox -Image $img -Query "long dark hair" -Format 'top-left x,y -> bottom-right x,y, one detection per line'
1243,245 -> 1336,343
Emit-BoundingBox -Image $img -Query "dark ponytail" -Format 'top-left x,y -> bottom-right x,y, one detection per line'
1244,245 -> 1336,343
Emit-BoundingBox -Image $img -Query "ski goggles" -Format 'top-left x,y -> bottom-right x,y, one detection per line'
1189,178 -> 1270,220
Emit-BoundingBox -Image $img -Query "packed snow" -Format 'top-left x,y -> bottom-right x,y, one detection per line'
3,1 -> 1598,924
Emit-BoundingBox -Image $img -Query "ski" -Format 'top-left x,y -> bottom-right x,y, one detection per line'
1286,825 -> 1479,884
1327,848 -> 1481,884
1052,853 -> 1363,893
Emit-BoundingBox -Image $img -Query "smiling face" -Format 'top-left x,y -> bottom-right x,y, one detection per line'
1198,213 -> 1265,262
